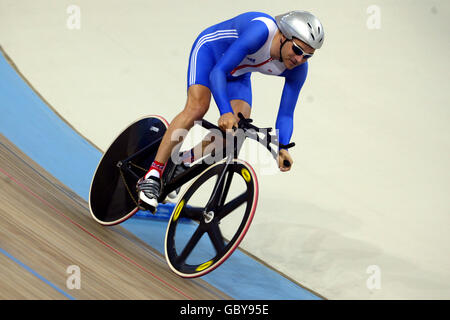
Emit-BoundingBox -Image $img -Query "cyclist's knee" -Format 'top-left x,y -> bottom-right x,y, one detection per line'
231,99 -> 251,119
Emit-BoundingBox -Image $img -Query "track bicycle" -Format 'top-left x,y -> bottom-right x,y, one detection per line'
89,113 -> 294,277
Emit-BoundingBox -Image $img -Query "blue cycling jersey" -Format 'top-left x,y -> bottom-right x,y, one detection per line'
187,12 -> 308,146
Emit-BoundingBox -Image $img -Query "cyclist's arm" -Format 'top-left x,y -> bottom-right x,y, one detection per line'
275,62 -> 308,147
209,21 -> 269,115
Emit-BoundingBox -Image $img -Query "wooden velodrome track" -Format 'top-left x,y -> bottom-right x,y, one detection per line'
0,134 -> 230,299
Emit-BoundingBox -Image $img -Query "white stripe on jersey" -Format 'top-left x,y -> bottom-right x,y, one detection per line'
189,29 -> 238,86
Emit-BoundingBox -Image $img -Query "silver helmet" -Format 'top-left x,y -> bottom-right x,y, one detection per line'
275,11 -> 325,49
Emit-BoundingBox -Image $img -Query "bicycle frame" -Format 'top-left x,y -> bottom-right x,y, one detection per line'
116,113 -> 293,206
159,119 -> 246,204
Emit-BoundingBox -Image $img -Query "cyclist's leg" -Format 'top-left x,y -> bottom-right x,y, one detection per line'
138,33 -> 216,209
188,76 -> 252,162
152,74 -> 252,168
146,32 -> 215,175
138,85 -> 212,209
153,84 -> 211,166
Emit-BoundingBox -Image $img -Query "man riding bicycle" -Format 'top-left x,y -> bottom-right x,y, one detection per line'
138,10 -> 325,212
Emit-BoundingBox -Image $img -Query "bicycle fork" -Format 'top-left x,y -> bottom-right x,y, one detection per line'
203,132 -> 245,220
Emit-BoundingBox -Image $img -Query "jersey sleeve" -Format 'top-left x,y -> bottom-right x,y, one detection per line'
275,62 -> 308,147
209,20 -> 269,115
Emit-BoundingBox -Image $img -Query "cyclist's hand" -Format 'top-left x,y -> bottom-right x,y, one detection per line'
278,149 -> 293,172
218,112 -> 238,132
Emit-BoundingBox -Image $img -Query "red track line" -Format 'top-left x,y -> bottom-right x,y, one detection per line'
0,166 -> 194,300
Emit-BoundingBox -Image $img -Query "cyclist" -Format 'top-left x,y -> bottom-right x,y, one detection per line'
138,10 -> 325,212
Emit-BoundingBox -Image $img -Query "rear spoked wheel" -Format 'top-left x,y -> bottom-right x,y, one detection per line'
164,158 -> 258,278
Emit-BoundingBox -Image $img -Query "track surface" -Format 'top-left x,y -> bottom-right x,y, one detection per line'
0,134 -> 230,299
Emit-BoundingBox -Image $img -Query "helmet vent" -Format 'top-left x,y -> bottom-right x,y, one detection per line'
307,22 -> 312,29
310,33 -> 315,40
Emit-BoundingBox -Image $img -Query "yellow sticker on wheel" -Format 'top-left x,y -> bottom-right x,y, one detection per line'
196,260 -> 214,272
173,199 -> 185,222
241,168 -> 251,183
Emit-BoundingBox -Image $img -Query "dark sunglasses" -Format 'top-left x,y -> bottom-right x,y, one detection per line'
292,41 -> 314,59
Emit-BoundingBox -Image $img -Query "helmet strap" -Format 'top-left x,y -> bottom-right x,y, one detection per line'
279,38 -> 289,62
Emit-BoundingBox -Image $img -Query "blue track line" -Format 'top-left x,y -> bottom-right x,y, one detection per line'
0,247 -> 76,300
